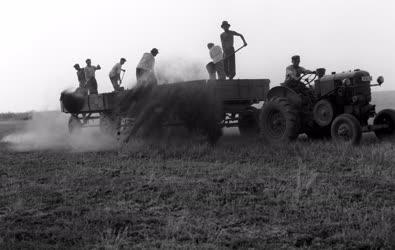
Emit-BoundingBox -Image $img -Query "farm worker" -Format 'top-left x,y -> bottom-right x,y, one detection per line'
73,64 -> 86,88
206,43 -> 226,80
282,55 -> 314,96
84,59 -> 101,94
136,48 -> 159,87
206,62 -> 216,80
109,58 -> 127,92
285,55 -> 314,82
73,64 -> 88,95
220,21 -> 247,80
284,55 -> 314,91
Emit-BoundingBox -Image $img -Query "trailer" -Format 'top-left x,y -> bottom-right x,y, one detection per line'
61,79 -> 270,139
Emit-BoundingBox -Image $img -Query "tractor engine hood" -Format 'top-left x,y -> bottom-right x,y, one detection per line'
320,70 -> 371,82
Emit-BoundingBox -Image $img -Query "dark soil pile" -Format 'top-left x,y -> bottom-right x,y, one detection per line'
60,89 -> 85,114
118,81 -> 223,145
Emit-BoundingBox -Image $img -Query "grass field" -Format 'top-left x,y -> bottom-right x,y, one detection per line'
0,91 -> 394,249
1,116 -> 395,249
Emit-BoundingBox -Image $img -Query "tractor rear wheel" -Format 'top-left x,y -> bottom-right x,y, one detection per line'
331,114 -> 362,145
68,115 -> 82,134
260,97 -> 299,143
374,109 -> 395,140
238,107 -> 259,136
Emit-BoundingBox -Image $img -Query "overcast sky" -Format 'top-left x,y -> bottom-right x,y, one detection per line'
0,0 -> 394,112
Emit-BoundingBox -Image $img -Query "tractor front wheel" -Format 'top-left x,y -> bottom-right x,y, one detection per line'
331,114 -> 362,145
260,97 -> 299,144
374,109 -> 395,140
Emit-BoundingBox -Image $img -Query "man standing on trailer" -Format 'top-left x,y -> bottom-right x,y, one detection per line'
84,58 -> 101,94
136,48 -> 159,86
73,63 -> 88,95
74,64 -> 86,88
206,43 -> 226,80
220,21 -> 247,80
121,48 -> 159,115
109,58 -> 126,91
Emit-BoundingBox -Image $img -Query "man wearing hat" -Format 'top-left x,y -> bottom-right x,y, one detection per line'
220,21 -> 247,80
84,58 -> 101,94
136,48 -> 159,86
284,55 -> 314,92
109,58 -> 127,91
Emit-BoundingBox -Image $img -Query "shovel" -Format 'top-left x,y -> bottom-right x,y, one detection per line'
220,44 -> 247,62
120,70 -> 126,84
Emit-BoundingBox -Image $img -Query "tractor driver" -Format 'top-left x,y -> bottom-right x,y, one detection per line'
284,55 -> 314,92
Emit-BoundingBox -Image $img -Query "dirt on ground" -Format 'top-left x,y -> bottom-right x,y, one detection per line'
0,121 -> 395,249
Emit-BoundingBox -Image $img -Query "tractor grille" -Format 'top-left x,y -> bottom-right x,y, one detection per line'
353,73 -> 372,104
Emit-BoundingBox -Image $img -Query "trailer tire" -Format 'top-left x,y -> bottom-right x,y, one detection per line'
260,97 -> 299,144
374,109 -> 395,140
68,116 -> 82,134
238,107 -> 260,136
100,113 -> 119,137
331,114 -> 361,145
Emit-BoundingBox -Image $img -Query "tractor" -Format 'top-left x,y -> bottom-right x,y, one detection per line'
260,68 -> 395,144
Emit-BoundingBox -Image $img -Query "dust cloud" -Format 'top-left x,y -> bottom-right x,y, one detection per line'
2,59 -> 222,151
1,111 -> 117,152
156,58 -> 208,84
117,81 -> 224,145
118,59 -> 223,145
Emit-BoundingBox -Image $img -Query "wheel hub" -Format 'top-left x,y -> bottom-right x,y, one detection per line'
268,111 -> 286,138
313,99 -> 334,127
338,124 -> 351,140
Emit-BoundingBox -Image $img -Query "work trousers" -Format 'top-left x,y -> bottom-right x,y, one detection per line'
110,75 -> 123,91
215,61 -> 226,80
86,77 -> 98,95
283,80 -> 315,105
136,68 -> 157,87
223,47 -> 236,80
206,61 -> 226,80
136,68 -> 148,81
78,80 -> 85,88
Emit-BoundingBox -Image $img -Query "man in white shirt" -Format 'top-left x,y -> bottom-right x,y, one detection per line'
284,55 -> 314,92
109,58 -> 126,91
84,58 -> 101,94
136,48 -> 159,86
206,43 -> 226,80
285,55 -> 313,82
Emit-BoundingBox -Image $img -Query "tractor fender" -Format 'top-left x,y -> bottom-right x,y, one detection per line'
266,86 -> 302,107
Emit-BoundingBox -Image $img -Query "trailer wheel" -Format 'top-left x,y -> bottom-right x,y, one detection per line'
100,113 -> 119,136
68,115 -> 82,134
374,109 -> 395,140
238,107 -> 259,136
331,114 -> 362,145
260,97 -> 299,143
